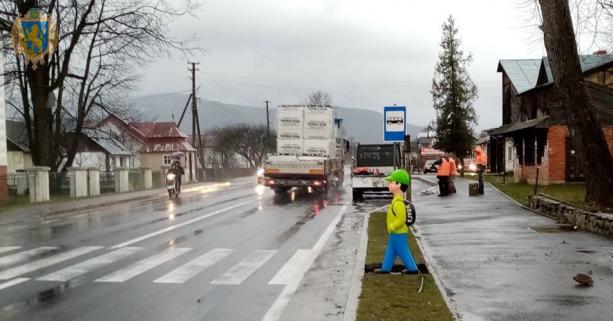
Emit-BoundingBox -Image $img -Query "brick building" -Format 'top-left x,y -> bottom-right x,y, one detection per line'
489,54 -> 613,184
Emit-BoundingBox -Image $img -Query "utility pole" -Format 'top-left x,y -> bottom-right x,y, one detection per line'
265,100 -> 270,154
189,62 -> 205,182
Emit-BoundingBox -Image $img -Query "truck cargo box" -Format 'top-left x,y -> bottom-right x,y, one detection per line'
303,107 -> 335,139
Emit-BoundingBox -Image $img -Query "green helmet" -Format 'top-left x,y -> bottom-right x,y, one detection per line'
385,169 -> 410,185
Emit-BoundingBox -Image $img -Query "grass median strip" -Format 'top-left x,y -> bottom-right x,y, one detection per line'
357,212 -> 454,321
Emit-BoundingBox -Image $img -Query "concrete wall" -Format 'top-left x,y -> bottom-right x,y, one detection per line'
7,151 -> 33,173
529,194 -> 613,238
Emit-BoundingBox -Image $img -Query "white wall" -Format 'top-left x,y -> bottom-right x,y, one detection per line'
7,151 -> 33,173
505,138 -> 515,172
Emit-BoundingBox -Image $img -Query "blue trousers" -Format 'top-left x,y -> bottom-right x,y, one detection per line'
382,233 -> 418,272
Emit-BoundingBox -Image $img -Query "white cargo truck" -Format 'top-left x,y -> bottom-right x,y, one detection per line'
262,105 -> 345,195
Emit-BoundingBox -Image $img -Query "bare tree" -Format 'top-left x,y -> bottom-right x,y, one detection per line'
304,90 -> 333,107
0,0 -> 199,171
539,0 -> 613,209
210,124 -> 275,169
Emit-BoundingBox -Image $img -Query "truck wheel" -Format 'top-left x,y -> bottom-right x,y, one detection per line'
352,189 -> 363,201
274,187 -> 289,195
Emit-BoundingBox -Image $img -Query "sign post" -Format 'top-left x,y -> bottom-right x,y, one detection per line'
383,106 -> 411,200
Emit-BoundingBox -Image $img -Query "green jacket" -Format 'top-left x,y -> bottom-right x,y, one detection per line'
387,195 -> 408,234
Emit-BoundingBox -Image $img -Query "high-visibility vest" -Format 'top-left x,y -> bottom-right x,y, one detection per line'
437,159 -> 450,176
475,147 -> 487,166
449,158 -> 457,176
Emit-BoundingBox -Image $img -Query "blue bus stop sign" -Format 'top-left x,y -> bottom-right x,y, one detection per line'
383,106 -> 406,142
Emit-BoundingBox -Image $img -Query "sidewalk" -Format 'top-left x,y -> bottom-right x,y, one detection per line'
411,175 -> 613,321
0,180 -> 238,226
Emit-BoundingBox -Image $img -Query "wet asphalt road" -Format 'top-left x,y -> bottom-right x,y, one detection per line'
0,175 -> 382,321
413,176 -> 613,321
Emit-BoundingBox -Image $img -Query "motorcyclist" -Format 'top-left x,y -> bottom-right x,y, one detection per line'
170,158 -> 185,193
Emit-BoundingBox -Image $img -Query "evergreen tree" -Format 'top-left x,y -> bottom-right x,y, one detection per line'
430,16 -> 478,175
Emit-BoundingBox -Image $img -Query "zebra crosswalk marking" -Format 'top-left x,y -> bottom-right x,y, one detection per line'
0,247 -> 21,255
154,248 -> 234,284
0,247 -> 58,268
0,278 -> 29,291
37,247 -> 142,282
0,246 -> 104,280
95,248 -> 192,283
211,250 -> 277,285
268,249 -> 312,285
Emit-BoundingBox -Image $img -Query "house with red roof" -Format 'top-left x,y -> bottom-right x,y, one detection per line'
97,114 -> 199,182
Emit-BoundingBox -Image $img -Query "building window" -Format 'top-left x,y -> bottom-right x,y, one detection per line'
515,133 -> 546,166
163,155 -> 172,166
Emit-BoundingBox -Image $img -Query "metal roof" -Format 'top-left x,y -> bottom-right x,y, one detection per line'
497,59 -> 542,93
541,54 -> 613,84
81,128 -> 132,156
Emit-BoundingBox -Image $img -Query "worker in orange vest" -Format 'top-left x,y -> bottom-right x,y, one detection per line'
475,146 -> 488,195
448,155 -> 457,194
435,156 -> 451,196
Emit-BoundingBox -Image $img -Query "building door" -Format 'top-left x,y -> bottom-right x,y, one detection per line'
565,137 -> 585,181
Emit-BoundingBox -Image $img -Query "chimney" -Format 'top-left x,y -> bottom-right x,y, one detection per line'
593,50 -> 608,55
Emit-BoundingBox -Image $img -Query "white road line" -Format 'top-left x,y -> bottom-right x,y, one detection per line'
95,247 -> 192,283
0,247 -> 21,255
111,199 -> 258,249
211,250 -> 277,285
262,205 -> 348,321
0,278 -> 29,291
0,247 -> 58,267
154,248 -> 234,284
268,249 -> 312,285
37,247 -> 142,282
0,246 -> 103,280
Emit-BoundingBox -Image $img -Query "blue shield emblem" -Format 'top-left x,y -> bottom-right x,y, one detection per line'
21,20 -> 48,54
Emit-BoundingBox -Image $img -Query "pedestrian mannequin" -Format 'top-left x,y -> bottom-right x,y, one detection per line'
374,169 -> 419,274
448,156 -> 457,194
475,146 -> 487,195
435,156 -> 450,196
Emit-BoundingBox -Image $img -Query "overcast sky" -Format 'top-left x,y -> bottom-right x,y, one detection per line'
134,0 -> 552,132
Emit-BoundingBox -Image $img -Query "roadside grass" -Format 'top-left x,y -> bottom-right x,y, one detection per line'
462,174 -> 586,208
357,212 -> 454,321
0,194 -> 30,213
0,194 -> 74,214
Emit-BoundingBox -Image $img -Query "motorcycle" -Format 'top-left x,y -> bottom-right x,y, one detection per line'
166,172 -> 179,199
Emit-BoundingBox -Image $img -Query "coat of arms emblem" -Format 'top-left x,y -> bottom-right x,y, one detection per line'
11,8 -> 58,70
